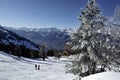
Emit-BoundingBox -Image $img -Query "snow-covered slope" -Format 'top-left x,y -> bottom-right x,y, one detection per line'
0,26 -> 39,50
0,26 -> 40,58
82,72 -> 120,80
0,51 -> 120,80
0,51 -> 76,80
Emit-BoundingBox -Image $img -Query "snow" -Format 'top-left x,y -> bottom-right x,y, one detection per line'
0,51 -> 75,80
82,72 -> 120,80
0,26 -> 39,50
1,39 -> 9,45
0,51 -> 120,80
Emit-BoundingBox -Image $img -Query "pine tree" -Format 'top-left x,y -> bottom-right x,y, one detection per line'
111,5 -> 120,37
66,0 -> 106,78
114,5 -> 120,24
40,44 -> 46,61
106,5 -> 120,70
17,45 -> 21,58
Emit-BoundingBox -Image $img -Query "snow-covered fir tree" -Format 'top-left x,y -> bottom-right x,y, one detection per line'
104,5 -> 120,70
113,5 -> 120,25
66,0 -> 120,79
108,5 -> 120,37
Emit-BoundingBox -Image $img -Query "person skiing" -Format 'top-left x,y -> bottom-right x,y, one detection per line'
38,65 -> 40,70
35,64 -> 37,70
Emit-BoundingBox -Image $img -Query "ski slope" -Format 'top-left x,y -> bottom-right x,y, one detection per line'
0,51 -> 120,80
0,51 -> 75,80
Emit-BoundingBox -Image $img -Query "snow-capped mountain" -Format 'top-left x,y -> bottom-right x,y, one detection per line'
4,27 -> 74,50
0,26 -> 39,58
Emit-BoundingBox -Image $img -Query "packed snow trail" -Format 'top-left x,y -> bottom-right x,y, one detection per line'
0,51 -> 120,80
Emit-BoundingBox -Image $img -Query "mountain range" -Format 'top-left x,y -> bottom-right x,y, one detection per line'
4,27 -> 74,50
0,25 -> 39,58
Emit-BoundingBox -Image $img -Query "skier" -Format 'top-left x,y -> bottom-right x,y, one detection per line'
35,64 -> 37,70
38,64 -> 40,70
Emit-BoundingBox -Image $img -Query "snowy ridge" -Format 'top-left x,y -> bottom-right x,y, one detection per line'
0,26 -> 39,50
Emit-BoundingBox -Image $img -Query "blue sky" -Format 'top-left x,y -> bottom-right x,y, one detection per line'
0,0 -> 120,29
